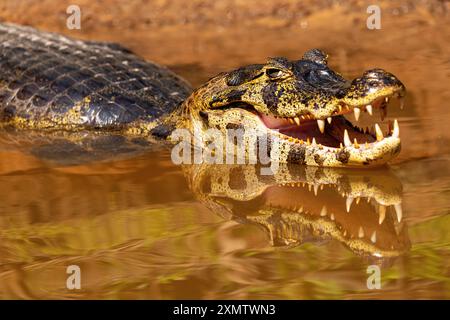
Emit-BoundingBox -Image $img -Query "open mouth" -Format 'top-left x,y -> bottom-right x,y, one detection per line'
258,95 -> 403,149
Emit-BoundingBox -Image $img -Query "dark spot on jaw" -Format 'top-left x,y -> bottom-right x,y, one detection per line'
314,154 -> 324,165
226,123 -> 245,130
336,149 -> 350,163
287,145 -> 306,164
262,82 -> 280,112
229,167 -> 247,190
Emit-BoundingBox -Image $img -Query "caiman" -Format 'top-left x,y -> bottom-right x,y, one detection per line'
0,23 -> 406,167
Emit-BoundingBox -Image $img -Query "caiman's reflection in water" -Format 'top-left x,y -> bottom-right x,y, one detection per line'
0,128 -> 410,268
185,164 -> 410,264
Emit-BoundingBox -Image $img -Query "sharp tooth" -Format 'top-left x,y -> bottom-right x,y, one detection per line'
393,119 -> 400,138
312,137 -> 317,145
375,123 -> 384,141
317,119 -> 325,133
358,226 -> 364,238
394,203 -> 403,222
353,138 -> 360,149
306,138 -> 311,145
353,107 -> 361,121
320,205 -> 327,216
294,117 -> 300,126
327,117 -> 332,124
370,231 -> 377,243
346,197 -> 354,212
288,118 -> 295,124
343,129 -> 352,147
366,104 -> 373,115
314,184 -> 319,196
379,205 -> 386,224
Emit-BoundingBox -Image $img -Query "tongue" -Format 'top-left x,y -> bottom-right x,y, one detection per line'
259,114 -> 293,129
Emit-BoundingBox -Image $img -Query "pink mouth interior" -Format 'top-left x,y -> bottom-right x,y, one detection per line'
259,114 -> 375,147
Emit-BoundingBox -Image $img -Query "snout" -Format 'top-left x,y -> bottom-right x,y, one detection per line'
357,68 -> 406,96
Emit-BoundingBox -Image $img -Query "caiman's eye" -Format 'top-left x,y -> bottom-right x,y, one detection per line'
266,68 -> 286,79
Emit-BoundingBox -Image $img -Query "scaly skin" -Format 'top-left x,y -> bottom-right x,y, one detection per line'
185,163 -> 410,261
0,24 -> 406,167
171,49 -> 406,167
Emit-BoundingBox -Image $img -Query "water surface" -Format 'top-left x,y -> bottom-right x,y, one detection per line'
0,1 -> 448,299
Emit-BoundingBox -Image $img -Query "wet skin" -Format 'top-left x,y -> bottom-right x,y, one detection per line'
0,24 -> 406,168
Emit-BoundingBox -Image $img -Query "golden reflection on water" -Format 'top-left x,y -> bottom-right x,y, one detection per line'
0,0 -> 449,299
0,147 -> 447,299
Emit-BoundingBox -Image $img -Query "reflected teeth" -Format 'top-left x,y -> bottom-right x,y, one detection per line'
358,226 -> 364,238
327,117 -> 332,124
370,231 -> 377,243
343,129 -> 352,147
394,203 -> 403,222
353,107 -> 361,121
375,123 -> 384,141
393,119 -> 400,138
366,104 -> 373,115
317,119 -> 325,133
320,205 -> 327,216
346,197 -> 353,212
379,205 -> 386,225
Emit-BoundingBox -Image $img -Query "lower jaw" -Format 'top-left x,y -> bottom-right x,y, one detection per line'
273,134 -> 401,167
260,115 -> 401,167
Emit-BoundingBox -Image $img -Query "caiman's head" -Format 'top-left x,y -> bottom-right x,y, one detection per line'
177,49 -> 406,167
